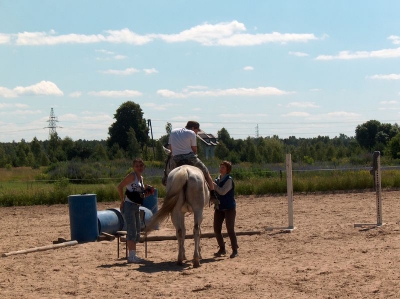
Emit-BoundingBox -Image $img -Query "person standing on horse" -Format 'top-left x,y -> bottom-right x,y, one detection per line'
168,120 -> 218,202
213,160 -> 239,258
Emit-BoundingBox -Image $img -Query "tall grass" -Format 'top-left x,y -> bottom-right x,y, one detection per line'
1,166 -> 400,206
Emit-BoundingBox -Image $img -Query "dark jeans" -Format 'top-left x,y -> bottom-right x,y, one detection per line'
213,208 -> 238,250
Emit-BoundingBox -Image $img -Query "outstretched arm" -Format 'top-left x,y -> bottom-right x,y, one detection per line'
213,179 -> 233,195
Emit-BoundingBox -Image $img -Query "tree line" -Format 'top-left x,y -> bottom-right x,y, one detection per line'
1,101 -> 400,169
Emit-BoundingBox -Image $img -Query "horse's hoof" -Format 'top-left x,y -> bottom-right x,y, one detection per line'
193,259 -> 200,268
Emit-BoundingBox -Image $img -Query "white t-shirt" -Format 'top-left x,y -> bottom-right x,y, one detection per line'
169,127 -> 197,155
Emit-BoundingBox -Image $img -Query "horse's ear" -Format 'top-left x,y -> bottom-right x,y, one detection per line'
162,146 -> 171,155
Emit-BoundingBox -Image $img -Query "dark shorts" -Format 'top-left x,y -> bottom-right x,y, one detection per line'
173,153 -> 210,177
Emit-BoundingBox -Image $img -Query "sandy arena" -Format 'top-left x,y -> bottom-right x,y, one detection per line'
1,191 -> 400,298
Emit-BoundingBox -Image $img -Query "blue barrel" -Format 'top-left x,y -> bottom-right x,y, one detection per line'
139,206 -> 153,230
68,194 -> 99,243
143,188 -> 159,229
97,209 -> 125,235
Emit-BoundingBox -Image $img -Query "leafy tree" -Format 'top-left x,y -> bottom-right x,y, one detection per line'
0,144 -> 7,167
62,137 -> 76,160
47,133 -> 66,162
91,144 -> 108,161
16,139 -> 30,166
126,128 -> 141,159
356,120 -> 380,149
218,128 -> 235,150
387,132 -> 400,159
215,142 -> 229,160
107,101 -> 149,151
155,140 -> 165,161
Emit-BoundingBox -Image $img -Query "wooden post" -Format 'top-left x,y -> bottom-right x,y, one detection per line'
2,241 -> 78,257
265,154 -> 296,232
354,151 -> 383,228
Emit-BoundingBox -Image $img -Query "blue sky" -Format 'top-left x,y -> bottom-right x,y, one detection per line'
1,0 -> 400,142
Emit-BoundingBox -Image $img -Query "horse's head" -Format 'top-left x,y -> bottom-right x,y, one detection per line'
162,146 -> 176,186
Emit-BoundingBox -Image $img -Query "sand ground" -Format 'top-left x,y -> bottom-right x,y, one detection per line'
1,191 -> 400,298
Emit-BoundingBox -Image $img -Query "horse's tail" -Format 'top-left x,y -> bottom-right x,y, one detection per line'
145,167 -> 187,233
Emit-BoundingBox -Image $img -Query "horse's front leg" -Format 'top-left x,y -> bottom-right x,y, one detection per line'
193,222 -> 201,268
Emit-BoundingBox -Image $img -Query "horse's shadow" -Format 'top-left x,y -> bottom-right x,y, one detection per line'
97,257 -> 218,272
136,257 -> 217,273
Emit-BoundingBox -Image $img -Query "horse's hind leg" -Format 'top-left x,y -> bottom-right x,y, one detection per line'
172,210 -> 186,265
193,211 -> 203,268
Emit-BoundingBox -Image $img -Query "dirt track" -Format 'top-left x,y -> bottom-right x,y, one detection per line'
1,191 -> 400,298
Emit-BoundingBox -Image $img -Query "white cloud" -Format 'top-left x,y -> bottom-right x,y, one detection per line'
4,21 -> 317,47
99,68 -> 140,75
0,33 -> 10,44
380,100 -> 398,105
243,66 -> 254,71
158,21 -> 246,45
309,88 -> 321,92
316,47 -> 400,60
96,49 -> 114,54
388,35 -> 400,45
219,113 -> 268,118
0,87 -> 17,98
157,90 -> 187,99
113,55 -> 127,60
0,103 -> 28,109
69,91 -> 82,98
186,85 -> 208,90
307,111 -> 360,120
157,86 -> 293,98
13,81 -> 63,96
325,111 -> 360,118
103,28 -> 154,45
14,28 -> 153,46
282,112 -> 310,117
142,102 -> 175,111
218,32 -> 317,46
287,102 -> 319,108
88,90 -> 142,97
289,51 -> 309,57
13,109 -> 42,115
0,81 -> 63,97
143,68 -> 159,74
368,74 -> 400,80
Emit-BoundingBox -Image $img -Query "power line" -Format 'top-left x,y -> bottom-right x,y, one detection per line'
44,108 -> 62,139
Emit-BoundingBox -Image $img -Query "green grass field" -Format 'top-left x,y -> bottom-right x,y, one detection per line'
1,166 -> 399,207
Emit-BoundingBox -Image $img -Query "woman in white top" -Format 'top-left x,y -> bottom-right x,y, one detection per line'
117,158 -> 154,263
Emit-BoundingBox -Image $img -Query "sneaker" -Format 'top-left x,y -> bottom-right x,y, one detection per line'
230,250 -> 238,259
127,255 -> 145,263
213,248 -> 226,257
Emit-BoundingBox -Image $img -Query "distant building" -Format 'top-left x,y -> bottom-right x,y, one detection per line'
197,129 -> 218,159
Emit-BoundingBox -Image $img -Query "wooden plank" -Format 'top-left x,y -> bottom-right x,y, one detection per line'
139,230 -> 261,243
2,241 -> 78,257
99,232 -> 116,241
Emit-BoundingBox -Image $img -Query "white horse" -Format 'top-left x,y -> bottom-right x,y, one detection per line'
146,148 -> 209,268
